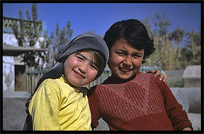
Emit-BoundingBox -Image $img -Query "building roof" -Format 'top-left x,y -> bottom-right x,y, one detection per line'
3,16 -> 47,36
3,46 -> 47,56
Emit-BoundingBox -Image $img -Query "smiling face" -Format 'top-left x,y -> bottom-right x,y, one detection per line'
63,51 -> 98,88
108,38 -> 144,80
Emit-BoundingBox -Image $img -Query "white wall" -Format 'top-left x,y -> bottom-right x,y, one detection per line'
3,33 -> 18,46
3,33 -> 17,92
3,33 -> 46,92
3,56 -> 15,92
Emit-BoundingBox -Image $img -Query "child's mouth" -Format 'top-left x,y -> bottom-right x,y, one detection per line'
73,70 -> 85,79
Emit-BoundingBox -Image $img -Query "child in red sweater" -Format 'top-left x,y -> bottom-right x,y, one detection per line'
88,19 -> 192,131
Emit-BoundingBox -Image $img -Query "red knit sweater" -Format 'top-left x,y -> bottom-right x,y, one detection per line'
88,72 -> 192,131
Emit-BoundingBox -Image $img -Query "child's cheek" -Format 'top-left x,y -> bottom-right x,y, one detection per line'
72,59 -> 79,66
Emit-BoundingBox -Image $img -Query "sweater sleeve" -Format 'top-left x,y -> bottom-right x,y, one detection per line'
88,86 -> 101,129
158,79 -> 192,130
29,81 -> 61,130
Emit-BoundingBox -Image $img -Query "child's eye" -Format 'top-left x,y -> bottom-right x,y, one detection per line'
132,54 -> 140,58
76,55 -> 84,61
90,64 -> 98,70
116,52 -> 126,56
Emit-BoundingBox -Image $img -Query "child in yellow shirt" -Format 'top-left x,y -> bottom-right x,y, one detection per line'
24,32 -> 109,130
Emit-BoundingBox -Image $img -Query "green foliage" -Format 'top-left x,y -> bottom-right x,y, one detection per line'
11,4 -> 43,67
152,12 -> 171,37
52,21 -> 73,60
38,21 -> 73,67
143,13 -> 201,70
11,4 -> 73,68
181,29 -> 201,66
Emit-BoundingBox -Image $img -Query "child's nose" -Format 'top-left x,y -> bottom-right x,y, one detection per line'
78,62 -> 89,74
123,57 -> 132,67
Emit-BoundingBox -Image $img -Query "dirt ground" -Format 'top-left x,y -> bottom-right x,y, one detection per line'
2,94 -> 201,131
2,97 -> 109,131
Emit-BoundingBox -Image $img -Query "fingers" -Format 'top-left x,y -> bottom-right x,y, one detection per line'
153,70 -> 168,83
158,73 -> 168,83
161,74 -> 168,83
146,70 -> 168,83
153,70 -> 161,77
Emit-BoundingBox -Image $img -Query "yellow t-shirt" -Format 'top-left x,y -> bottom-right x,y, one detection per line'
28,75 -> 92,130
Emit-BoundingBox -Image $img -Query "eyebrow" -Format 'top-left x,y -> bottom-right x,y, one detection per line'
76,53 -> 96,65
118,48 -> 143,54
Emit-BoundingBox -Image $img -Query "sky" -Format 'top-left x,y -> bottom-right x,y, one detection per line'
3,3 -> 201,44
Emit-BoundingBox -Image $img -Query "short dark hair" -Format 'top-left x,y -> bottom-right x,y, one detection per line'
104,19 -> 155,63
